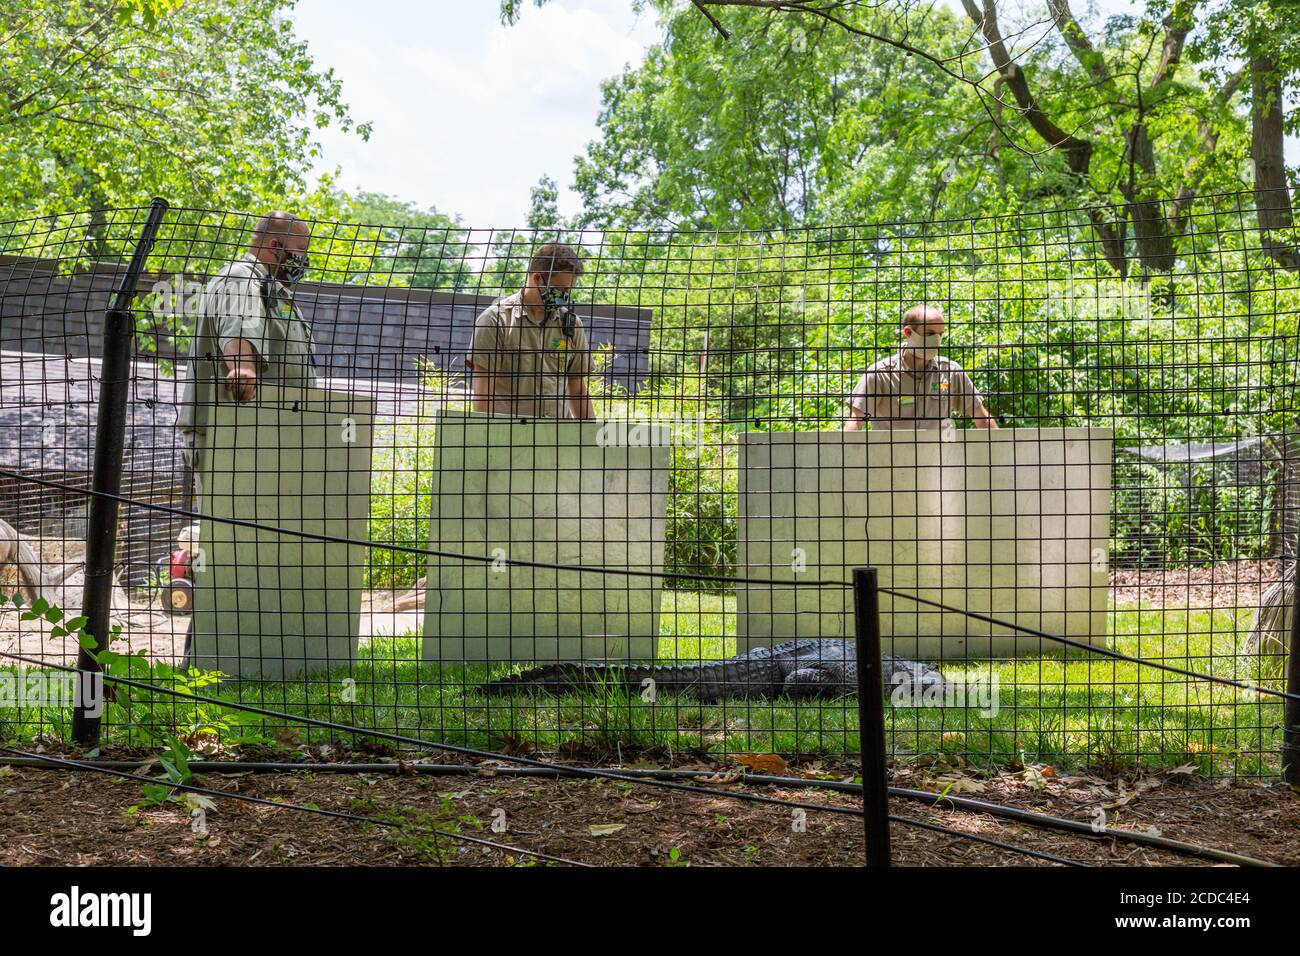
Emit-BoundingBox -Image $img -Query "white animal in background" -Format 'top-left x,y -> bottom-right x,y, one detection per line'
0,517 -> 43,600
0,517 -> 130,616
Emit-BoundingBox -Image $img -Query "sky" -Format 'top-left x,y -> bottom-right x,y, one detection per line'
293,0 -> 661,227
292,0 -> 1295,227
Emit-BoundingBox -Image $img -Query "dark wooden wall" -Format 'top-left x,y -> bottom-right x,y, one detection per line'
0,254 -> 654,388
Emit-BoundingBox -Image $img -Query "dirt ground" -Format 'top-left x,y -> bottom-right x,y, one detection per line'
1,748 -> 1296,867
1109,558 -> 1285,609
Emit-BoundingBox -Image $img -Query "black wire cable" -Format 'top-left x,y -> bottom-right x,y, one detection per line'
0,745 -> 1088,867
0,646 -> 878,819
888,813 -> 1088,867
6,755 -> 1265,865
0,467 -> 838,589
2,466 -> 1294,702
0,648 -> 1089,865
879,586 -> 1300,702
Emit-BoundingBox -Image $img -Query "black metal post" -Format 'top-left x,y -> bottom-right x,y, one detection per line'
71,198 -> 169,747
853,566 -> 891,867
1283,548 -> 1300,786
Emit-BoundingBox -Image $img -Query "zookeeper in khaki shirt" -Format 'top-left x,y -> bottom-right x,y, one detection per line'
467,241 -> 595,420
176,211 -> 318,501
844,303 -> 998,431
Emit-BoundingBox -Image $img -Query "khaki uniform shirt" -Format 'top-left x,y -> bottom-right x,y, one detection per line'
847,352 -> 983,429
466,291 -> 592,418
176,255 -> 316,440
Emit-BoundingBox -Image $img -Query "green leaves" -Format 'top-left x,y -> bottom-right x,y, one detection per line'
0,0 -> 366,221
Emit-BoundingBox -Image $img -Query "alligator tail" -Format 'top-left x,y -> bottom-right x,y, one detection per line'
482,659 -> 778,701
482,662 -> 653,697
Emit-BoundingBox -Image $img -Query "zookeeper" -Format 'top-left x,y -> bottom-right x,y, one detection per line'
843,303 -> 998,431
466,241 -> 595,420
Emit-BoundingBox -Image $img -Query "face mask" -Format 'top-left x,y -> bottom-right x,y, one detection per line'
904,330 -> 942,360
278,248 -> 310,284
540,284 -> 571,311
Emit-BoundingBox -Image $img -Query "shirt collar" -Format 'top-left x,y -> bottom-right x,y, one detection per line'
895,349 -> 938,373
504,290 -> 552,325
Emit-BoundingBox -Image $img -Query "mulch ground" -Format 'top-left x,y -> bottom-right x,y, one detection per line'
1,748 -> 1296,867
1109,558 -> 1285,609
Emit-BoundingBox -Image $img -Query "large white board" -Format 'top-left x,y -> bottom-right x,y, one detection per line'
421,411 -> 669,662
190,384 -> 374,679
737,427 -> 1112,657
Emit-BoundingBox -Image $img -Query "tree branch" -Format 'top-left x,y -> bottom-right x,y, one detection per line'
1169,65 -> 1246,232
961,0 -> 1092,175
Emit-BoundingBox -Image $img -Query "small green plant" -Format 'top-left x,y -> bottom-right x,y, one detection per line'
130,736 -> 216,830
665,845 -> 690,867
376,795 -> 484,864
140,736 -> 196,807
2,592 -> 233,747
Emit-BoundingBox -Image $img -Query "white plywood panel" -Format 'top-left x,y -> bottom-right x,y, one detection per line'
190,384 -> 374,679
421,411 -> 668,662
737,427 -> 1112,657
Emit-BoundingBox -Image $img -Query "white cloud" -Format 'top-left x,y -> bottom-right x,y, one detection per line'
294,0 -> 659,226
297,0 -> 1295,225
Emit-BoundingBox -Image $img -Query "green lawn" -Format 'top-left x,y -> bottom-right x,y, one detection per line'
0,591 -> 1286,776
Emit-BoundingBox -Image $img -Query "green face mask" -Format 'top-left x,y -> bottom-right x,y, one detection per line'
540,284 -> 571,311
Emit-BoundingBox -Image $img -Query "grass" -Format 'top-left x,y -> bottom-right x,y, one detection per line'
1,591 -> 1286,777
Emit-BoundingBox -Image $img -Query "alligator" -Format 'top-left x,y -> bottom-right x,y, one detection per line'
482,639 -> 945,702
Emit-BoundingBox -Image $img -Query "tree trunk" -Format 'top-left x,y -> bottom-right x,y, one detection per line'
1251,52 -> 1299,271
1125,122 -> 1176,273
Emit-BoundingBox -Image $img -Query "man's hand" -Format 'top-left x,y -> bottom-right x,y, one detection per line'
974,403 -> 999,429
221,338 -> 260,402
224,364 -> 258,401
566,375 -> 595,421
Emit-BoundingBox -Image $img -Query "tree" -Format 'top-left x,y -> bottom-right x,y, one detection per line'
526,174 -> 564,234
340,192 -> 476,289
0,0 -> 369,243
1193,0 -> 1300,271
503,0 -> 1272,277
568,3 -> 986,230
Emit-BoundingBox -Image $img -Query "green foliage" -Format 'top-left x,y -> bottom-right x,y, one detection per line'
371,796 -> 483,864
547,0 -> 1258,247
337,192 -> 476,289
570,3 -> 984,229
0,0 -> 370,225
1,592 -> 238,747
1112,460 -> 1275,567
366,419 -> 438,590
139,736 -> 195,807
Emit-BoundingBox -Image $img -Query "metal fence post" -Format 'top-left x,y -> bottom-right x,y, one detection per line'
853,566 -> 891,866
1283,548 -> 1300,787
71,198 -> 169,747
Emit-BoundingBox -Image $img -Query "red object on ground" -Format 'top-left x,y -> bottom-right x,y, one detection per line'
169,549 -> 191,581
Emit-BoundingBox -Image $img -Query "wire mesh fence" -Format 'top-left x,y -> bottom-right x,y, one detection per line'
1,190 -> 1297,778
